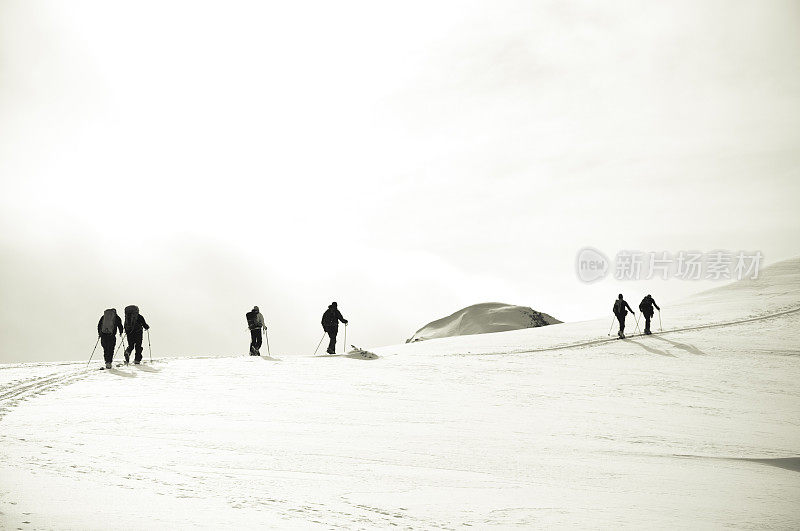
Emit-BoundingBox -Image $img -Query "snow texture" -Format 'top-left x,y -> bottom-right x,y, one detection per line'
0,258 -> 799,529
408,302 -> 561,342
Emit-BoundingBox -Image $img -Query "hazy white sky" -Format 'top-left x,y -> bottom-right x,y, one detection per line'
1,0 -> 799,362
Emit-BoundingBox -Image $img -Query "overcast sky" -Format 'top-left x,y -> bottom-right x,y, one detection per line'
1,0 -> 799,362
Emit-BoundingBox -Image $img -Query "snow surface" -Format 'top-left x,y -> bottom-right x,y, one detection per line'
1,259 -> 799,529
408,302 -> 561,342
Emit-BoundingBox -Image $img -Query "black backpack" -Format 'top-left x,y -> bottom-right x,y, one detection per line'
246,311 -> 259,330
100,309 -> 117,334
124,305 -> 139,333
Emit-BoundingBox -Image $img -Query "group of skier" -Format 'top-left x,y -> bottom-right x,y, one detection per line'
245,301 -> 348,356
95,295 -> 659,366
97,301 -> 348,367
96,306 -> 150,369
98,302 -> 349,366
612,294 -> 661,339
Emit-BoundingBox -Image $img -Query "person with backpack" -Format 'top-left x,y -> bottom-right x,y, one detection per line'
638,294 -> 661,335
246,306 -> 267,355
321,302 -> 348,354
612,294 -> 635,339
123,305 -> 150,364
97,309 -> 124,369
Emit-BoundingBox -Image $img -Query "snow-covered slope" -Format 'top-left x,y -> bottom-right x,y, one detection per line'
670,256 -> 800,324
407,302 -> 560,342
394,257 -> 800,358
0,258 -> 798,529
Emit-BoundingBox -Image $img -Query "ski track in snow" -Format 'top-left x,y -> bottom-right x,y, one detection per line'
0,357 -> 458,529
0,365 -> 90,420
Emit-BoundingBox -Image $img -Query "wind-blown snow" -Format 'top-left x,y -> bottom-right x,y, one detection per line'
1,259 -> 799,529
408,302 -> 560,342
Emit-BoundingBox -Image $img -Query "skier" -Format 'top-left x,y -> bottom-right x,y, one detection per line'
612,294 -> 635,339
321,302 -> 348,354
638,294 -> 661,335
123,305 -> 150,364
97,309 -> 124,369
246,306 -> 267,356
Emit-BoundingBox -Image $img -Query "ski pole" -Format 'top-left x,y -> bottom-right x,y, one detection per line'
265,328 -> 271,357
633,313 -> 641,335
658,310 -> 662,332
113,334 -> 125,363
86,337 -> 100,367
147,329 -> 153,362
313,331 -> 326,355
607,316 -> 615,336
343,324 -> 347,354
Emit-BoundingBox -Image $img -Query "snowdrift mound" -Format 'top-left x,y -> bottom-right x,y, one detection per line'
407,303 -> 560,342
346,346 -> 379,359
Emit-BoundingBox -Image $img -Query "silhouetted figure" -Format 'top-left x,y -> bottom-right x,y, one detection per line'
612,294 -> 635,339
246,306 -> 267,355
97,309 -> 124,369
638,294 -> 660,335
123,305 -> 150,364
321,302 -> 348,354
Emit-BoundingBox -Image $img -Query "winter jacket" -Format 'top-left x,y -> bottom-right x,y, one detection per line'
638,296 -> 660,316
125,314 -> 150,335
321,306 -> 347,330
246,311 -> 266,331
613,299 -> 634,317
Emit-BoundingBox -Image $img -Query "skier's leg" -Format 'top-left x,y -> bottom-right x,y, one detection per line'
249,329 -> 259,354
327,328 -> 338,353
124,337 -> 133,363
134,334 -> 144,363
101,336 -> 115,364
255,330 -> 262,354
644,314 -> 651,334
618,315 -> 626,337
